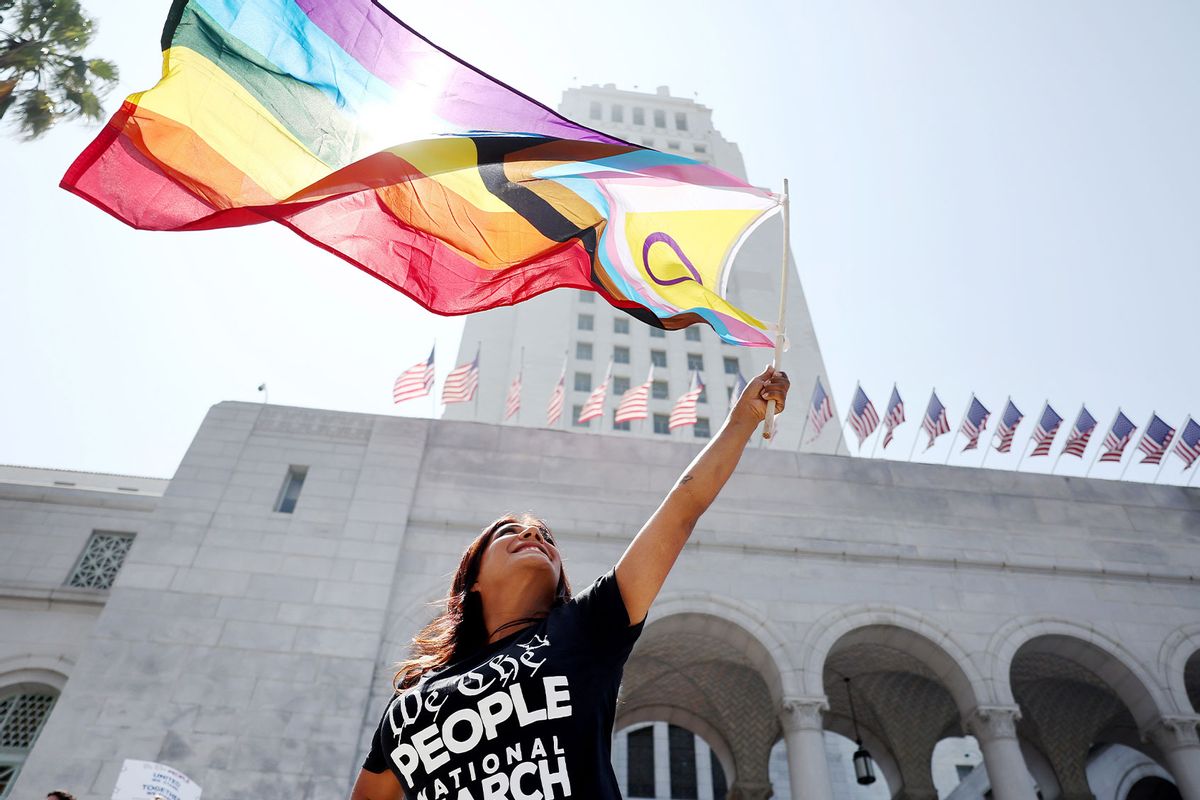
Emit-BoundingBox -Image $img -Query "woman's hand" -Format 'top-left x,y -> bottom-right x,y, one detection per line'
730,365 -> 791,426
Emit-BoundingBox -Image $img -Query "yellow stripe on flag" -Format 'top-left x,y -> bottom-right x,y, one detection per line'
386,138 -> 513,214
132,46 -> 331,202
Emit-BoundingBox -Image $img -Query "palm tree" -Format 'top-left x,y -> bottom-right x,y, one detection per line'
0,0 -> 118,140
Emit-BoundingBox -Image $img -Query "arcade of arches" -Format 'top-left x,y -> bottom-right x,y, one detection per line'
616,613 -> 1200,800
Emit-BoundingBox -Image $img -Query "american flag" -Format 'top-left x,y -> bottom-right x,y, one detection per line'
921,391 -> 950,450
1029,404 -> 1063,457
503,370 -> 521,421
806,378 -> 834,442
731,371 -> 749,407
848,386 -> 880,447
1136,414 -> 1176,465
546,366 -> 565,427
669,372 -> 705,430
881,386 -> 905,449
441,351 -> 480,405
959,397 -> 991,451
393,346 -> 435,404
1172,418 -> 1200,469
1098,411 -> 1137,463
576,363 -> 611,424
1060,406 -> 1098,458
616,368 -> 653,424
993,400 -> 1024,453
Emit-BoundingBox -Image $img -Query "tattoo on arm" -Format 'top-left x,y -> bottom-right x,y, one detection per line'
679,475 -> 694,485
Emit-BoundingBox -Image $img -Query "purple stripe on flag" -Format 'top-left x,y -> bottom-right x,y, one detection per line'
293,0 -> 623,144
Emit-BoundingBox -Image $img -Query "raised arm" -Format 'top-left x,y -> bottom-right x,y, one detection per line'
615,366 -> 790,624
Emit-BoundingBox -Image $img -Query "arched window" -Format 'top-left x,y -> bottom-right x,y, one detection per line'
0,687 -> 59,798
615,722 -> 729,800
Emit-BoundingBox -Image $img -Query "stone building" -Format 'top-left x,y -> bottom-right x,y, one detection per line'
442,85 -> 842,454
2,401 -> 1199,799
4,85 -> 1197,800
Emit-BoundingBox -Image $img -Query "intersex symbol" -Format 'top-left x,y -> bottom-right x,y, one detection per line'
642,232 -> 703,287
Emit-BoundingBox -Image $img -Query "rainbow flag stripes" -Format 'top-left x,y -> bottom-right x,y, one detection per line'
61,0 -> 781,346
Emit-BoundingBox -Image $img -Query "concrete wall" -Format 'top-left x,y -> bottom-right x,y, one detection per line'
0,469 -> 164,715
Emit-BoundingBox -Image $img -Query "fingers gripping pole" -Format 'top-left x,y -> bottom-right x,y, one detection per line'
763,179 -> 789,440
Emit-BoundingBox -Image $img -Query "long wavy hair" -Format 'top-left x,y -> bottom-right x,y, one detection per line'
392,513 -> 572,690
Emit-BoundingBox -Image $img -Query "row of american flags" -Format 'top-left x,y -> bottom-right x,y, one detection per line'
392,347 -> 739,432
393,346 -> 1200,478
807,379 -> 1200,475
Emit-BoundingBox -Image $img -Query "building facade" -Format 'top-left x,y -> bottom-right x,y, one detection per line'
442,85 -> 841,454
3,402 -> 1199,799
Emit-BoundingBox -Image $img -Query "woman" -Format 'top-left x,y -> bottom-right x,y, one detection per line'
351,365 -> 790,800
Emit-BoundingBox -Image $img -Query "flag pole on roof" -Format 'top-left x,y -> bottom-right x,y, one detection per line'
1014,398 -> 1047,472
943,391 -> 972,465
1156,415 -> 1192,484
906,389 -> 931,463
763,178 -> 790,440
1085,408 -> 1120,478
1151,417 -> 1178,484
980,395 -> 1011,469
1119,411 -> 1156,481
513,347 -> 524,425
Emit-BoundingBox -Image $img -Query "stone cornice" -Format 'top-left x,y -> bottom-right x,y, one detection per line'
0,581 -> 108,609
407,515 -> 1200,586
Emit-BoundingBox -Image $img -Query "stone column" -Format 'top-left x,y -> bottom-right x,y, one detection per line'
1145,716 -> 1200,800
964,706 -> 1038,800
779,696 -> 835,800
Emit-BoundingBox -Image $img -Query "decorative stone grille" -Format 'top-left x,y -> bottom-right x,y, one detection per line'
0,691 -> 57,798
66,531 -> 135,589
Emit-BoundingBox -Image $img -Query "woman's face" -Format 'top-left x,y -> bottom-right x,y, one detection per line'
472,519 -> 562,599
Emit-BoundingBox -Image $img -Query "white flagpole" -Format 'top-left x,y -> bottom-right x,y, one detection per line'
598,359 -> 613,435
1085,408 -> 1120,479
1015,399 -> 1048,472
1051,402 -> 1084,476
473,342 -> 481,420
1153,416 -> 1183,484
869,383 -> 893,460
430,344 -> 438,420
1166,418 -> 1197,485
553,349 -> 567,429
763,179 -> 789,440
908,388 -> 934,463
980,395 -> 1010,469
1119,411 -> 1156,481
798,376 -> 818,450
515,347 -> 524,425
646,365 -> 655,434
836,381 -> 856,455
943,391 -> 973,465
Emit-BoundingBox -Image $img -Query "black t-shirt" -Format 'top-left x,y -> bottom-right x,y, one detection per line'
363,568 -> 644,800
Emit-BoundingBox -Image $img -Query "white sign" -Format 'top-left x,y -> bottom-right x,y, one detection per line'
111,759 -> 201,800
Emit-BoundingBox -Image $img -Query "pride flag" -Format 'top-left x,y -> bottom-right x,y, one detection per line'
61,0 -> 782,346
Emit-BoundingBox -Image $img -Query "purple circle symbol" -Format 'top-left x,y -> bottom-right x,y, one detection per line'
642,232 -> 703,287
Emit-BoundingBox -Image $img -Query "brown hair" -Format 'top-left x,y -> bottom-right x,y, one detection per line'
48,793 -> 77,800
392,514 -> 571,690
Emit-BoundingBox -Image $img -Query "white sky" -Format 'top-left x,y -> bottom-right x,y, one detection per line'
2,0 -> 1198,485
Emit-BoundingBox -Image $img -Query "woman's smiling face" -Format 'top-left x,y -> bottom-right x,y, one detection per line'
473,517 -> 562,596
